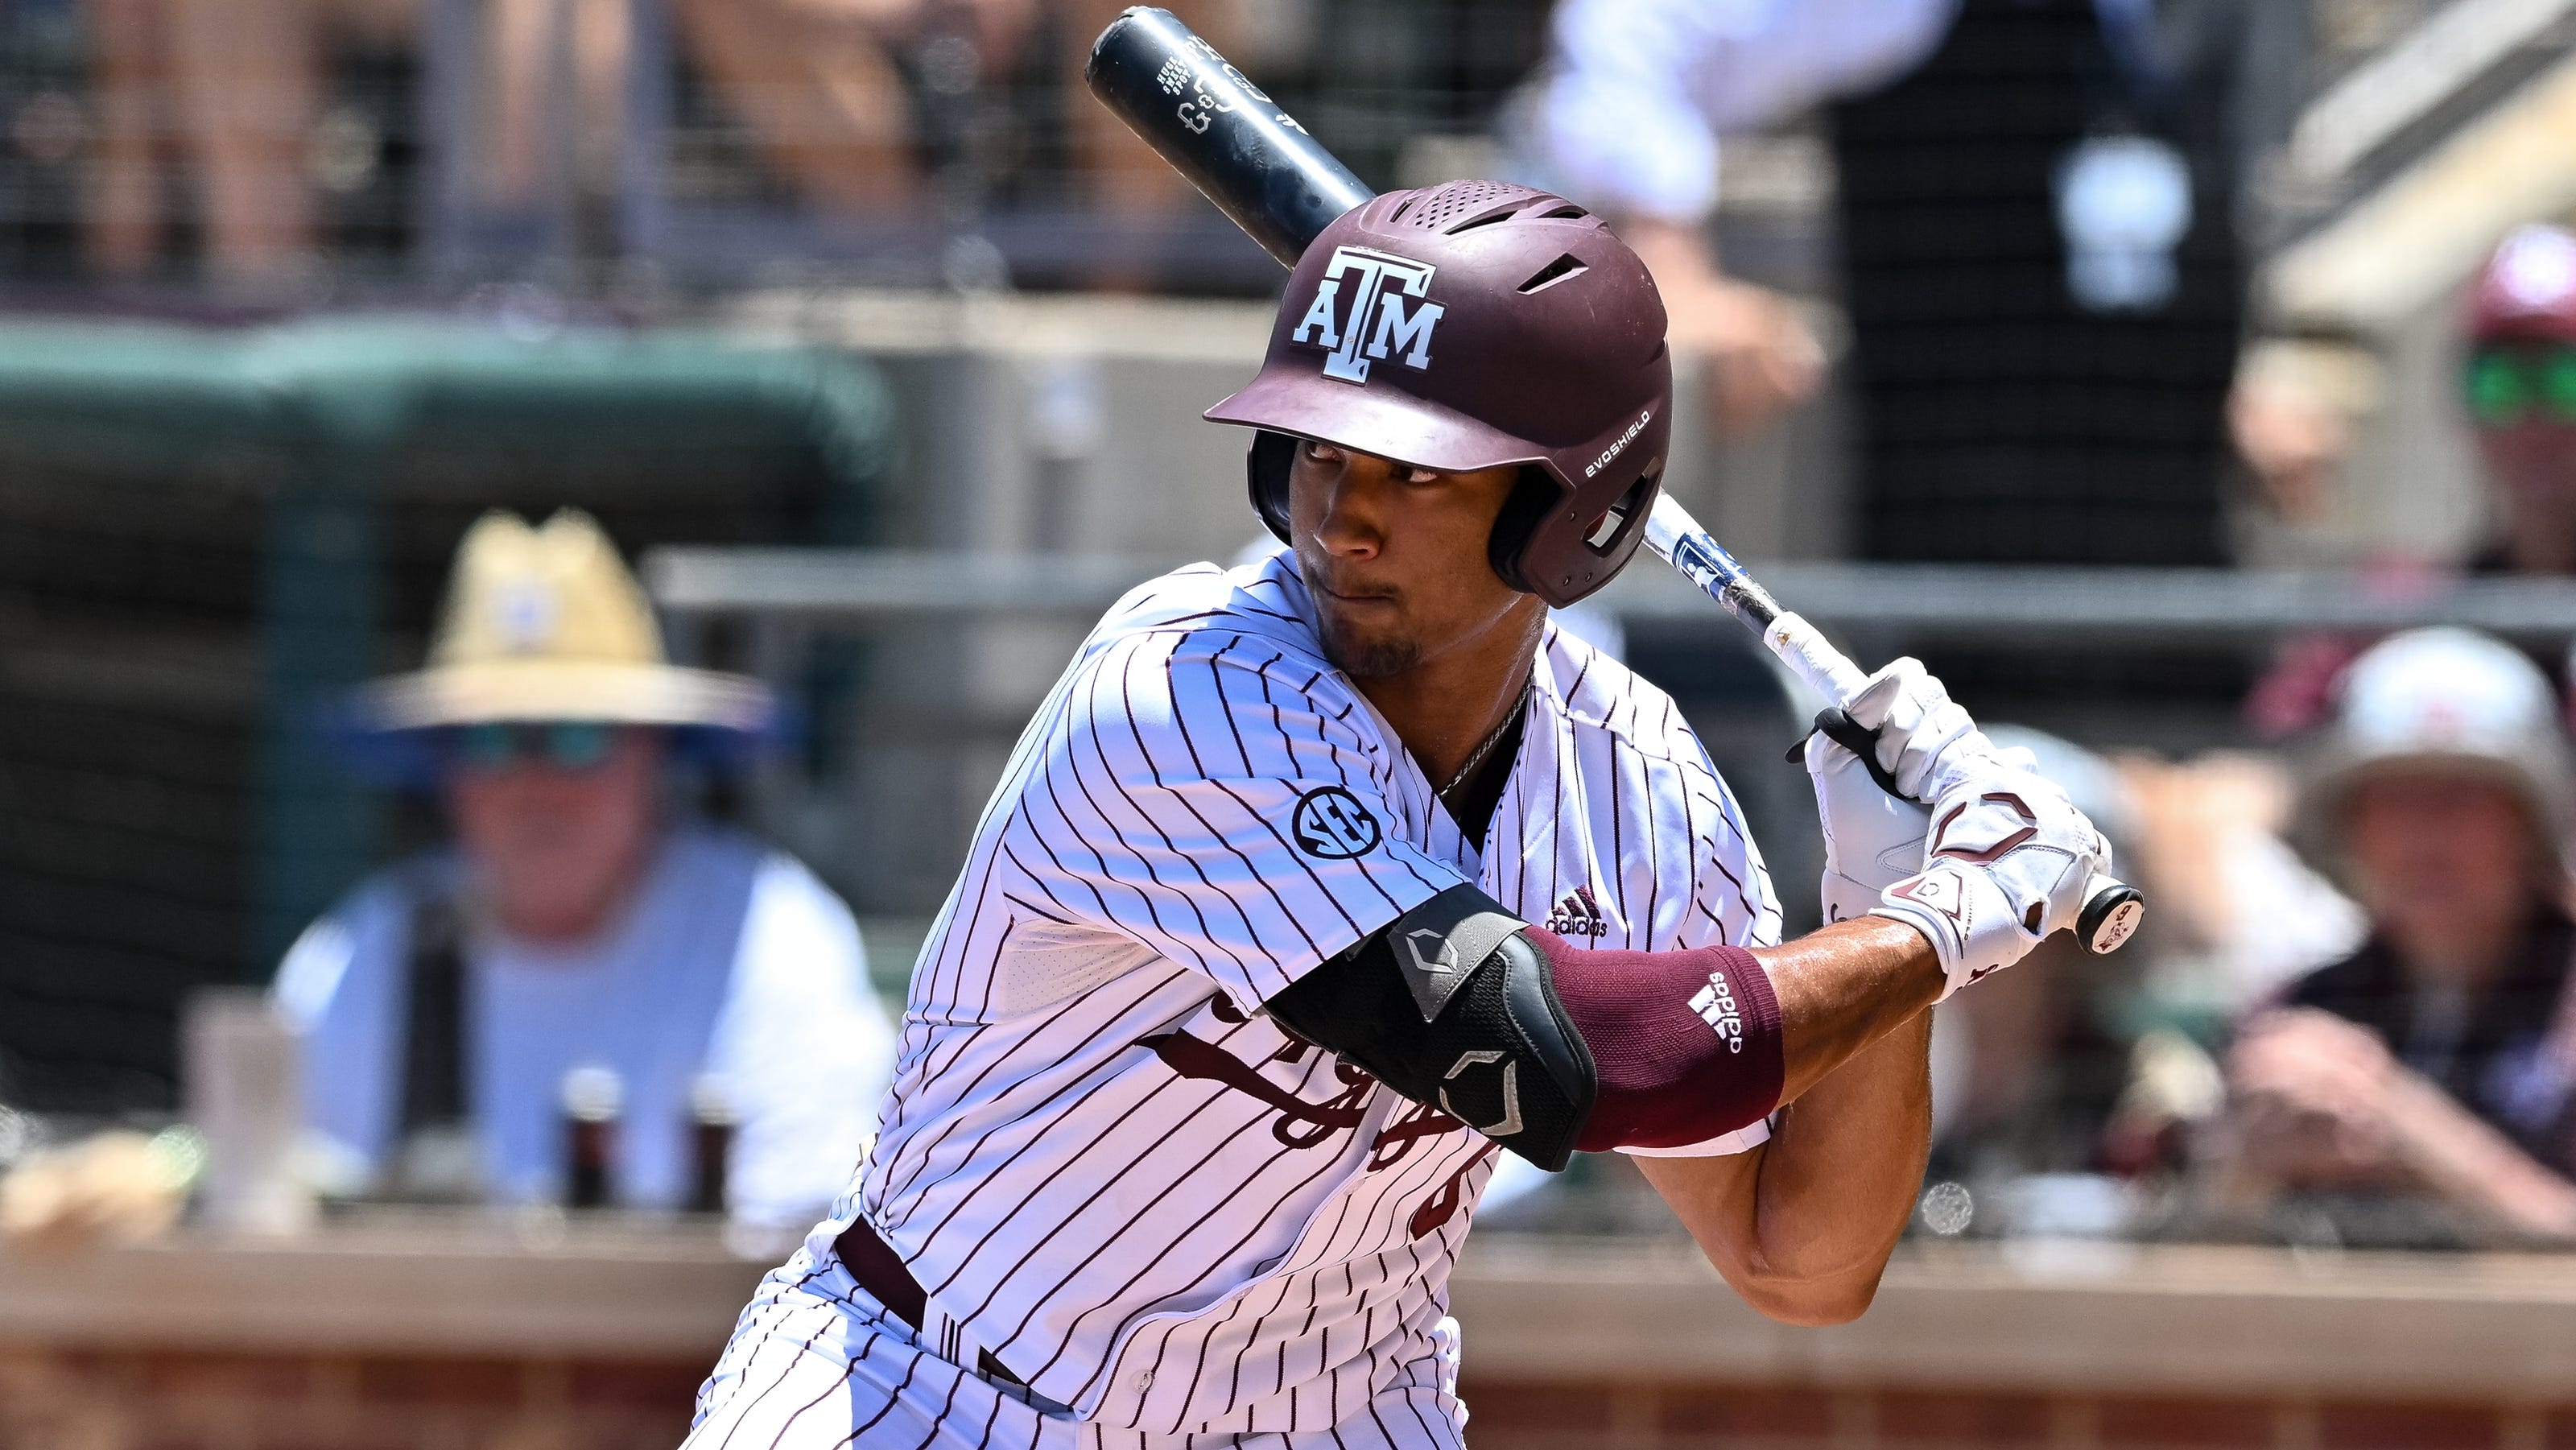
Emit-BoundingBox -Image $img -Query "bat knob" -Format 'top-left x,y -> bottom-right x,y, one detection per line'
2077,880 -> 2145,956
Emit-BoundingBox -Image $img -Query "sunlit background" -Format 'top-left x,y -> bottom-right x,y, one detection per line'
1,0 -> 2574,1445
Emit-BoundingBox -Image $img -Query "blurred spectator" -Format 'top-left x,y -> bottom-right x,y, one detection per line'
2461,225 -> 2576,576
2221,629 -> 2576,1243
2118,748 -> 2366,1021
1835,0 -> 2317,566
1521,0 -> 2326,560
1513,0 -> 1954,437
642,0 -> 1249,230
87,0 -> 633,285
2244,226 -> 2576,737
87,0 -> 420,286
82,0 -> 1237,286
661,0 -> 927,218
2151,227 -> 2576,1030
267,510 -> 897,1227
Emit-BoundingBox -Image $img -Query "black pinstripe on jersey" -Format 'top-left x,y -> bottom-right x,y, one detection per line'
725,551 -> 1777,1440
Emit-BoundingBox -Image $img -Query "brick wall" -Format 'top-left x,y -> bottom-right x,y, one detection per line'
0,1346 -> 706,1450
4,1350 -> 2572,1448
1458,1382 -> 2576,1450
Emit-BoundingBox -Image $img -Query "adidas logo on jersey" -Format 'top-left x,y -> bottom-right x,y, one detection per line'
1543,885 -> 1609,939
1687,969 -> 1745,1053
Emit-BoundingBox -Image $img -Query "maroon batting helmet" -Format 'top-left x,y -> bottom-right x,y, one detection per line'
1204,180 -> 1674,607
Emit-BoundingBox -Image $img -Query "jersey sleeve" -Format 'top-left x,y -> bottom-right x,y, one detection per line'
1000,630 -> 1468,1010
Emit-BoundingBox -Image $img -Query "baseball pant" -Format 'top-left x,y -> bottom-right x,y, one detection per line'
687,1265 -> 1468,1449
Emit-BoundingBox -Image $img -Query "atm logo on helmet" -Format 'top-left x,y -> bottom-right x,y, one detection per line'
1291,246 -> 1447,384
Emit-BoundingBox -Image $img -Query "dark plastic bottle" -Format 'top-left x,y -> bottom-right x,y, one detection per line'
560,1064 -> 622,1210
688,1073 -> 736,1217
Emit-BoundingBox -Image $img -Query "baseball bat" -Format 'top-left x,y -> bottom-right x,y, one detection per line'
1086,7 -> 2145,957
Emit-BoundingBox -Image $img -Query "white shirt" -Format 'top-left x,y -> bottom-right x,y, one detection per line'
272,824 -> 897,1227
800,549 -> 1779,1434
1530,0 -> 1959,223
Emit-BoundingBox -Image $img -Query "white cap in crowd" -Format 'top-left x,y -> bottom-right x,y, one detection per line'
2293,627 -> 2574,874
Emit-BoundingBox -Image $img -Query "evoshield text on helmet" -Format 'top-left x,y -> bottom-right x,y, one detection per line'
1205,180 -> 1675,608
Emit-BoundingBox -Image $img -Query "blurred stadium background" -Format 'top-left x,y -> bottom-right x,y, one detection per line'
3,0 -> 2576,1445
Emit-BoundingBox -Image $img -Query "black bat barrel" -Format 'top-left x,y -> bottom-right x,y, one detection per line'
1085,7 -> 1374,267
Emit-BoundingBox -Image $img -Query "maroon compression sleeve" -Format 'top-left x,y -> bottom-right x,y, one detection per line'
1526,928 -> 1785,1153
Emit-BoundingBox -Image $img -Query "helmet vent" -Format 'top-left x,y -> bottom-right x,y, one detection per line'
1399,179 -> 1538,232
1583,473 -> 1656,554
1518,254 -> 1589,294
1538,204 -> 1589,220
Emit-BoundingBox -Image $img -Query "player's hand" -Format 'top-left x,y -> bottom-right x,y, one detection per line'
1869,754 -> 2111,998
1837,657 -> 1993,804
1803,729 -> 1931,925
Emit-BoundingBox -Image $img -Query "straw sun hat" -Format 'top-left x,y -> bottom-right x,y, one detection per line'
351,510 -> 771,751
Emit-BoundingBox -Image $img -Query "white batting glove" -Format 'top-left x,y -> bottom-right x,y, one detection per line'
1870,754 -> 2112,999
1839,658 -> 1993,803
1803,730 -> 1932,926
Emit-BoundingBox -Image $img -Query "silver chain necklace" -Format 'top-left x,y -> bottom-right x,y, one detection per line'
1437,685 -> 1530,802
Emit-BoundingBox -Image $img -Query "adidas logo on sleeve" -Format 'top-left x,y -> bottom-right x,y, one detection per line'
1687,969 -> 1745,1053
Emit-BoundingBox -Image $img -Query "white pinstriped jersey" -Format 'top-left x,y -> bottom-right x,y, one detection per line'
708,548 -> 1779,1442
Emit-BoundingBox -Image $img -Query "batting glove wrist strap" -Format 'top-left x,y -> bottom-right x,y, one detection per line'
1871,760 -> 2111,999
1804,729 -> 1932,924
1869,865 -> 2033,1000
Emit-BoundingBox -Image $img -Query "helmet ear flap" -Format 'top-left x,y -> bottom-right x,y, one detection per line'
1486,466 -> 1563,593
1248,430 -> 1297,543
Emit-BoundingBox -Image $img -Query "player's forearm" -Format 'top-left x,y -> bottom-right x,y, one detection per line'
1758,916 -> 1946,1103
1637,921 -> 1939,1323
1745,920 -> 1944,1282
1749,1006 -> 1933,1288
1639,1010 -> 1930,1322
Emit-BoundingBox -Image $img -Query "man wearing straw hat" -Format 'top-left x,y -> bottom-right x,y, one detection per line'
269,510 -> 897,1227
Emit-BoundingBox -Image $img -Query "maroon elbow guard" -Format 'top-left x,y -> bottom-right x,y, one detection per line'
1528,929 -> 1785,1154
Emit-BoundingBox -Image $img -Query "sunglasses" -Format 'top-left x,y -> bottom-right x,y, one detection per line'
446,721 -> 617,772
2463,346 -> 2576,425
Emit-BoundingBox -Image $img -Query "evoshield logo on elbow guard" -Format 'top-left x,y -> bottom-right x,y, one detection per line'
1687,969 -> 1744,1052
1402,929 -> 1460,977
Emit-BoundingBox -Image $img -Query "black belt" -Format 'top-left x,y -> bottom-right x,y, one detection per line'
834,1219 -> 1035,1392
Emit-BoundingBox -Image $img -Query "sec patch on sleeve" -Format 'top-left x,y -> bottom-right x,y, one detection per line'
1292,785 -> 1381,859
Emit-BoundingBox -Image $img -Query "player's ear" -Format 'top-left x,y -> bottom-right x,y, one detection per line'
1486,467 -> 1560,593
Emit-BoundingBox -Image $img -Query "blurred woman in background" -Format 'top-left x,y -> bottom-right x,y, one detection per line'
2223,629 -> 2576,1244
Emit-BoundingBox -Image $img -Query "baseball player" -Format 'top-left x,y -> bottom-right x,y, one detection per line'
687,182 -> 2111,1447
